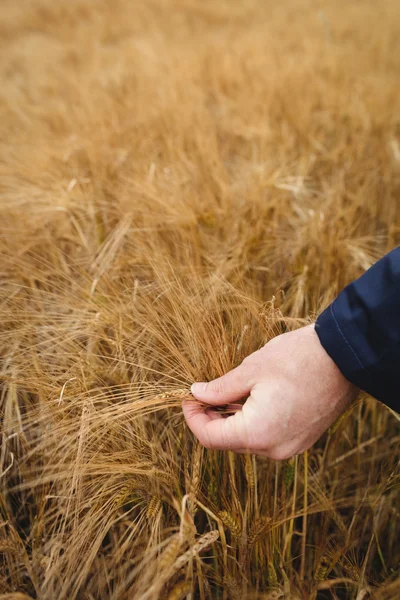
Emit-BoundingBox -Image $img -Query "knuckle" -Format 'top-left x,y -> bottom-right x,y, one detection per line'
268,447 -> 292,461
207,377 -> 225,396
240,358 -> 260,381
202,439 -> 213,450
197,428 -> 213,449
241,353 -> 258,369
202,426 -> 219,451
219,419 -> 232,450
241,353 -> 254,366
198,434 -> 211,449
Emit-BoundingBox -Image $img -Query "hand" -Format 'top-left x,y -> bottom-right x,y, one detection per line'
183,324 -> 359,459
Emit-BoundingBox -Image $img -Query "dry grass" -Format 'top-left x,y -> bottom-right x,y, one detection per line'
0,0 -> 400,598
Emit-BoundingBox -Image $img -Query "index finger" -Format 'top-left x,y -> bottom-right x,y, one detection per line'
182,400 -> 249,451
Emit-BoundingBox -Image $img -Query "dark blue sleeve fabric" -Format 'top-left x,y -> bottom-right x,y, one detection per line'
315,247 -> 400,413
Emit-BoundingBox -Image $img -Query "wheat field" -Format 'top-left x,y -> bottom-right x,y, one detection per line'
1,0 -> 400,598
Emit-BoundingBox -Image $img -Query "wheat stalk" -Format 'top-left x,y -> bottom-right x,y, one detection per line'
146,495 -> 162,522
166,580 -> 192,600
170,530 -> 219,577
218,511 -> 242,540
248,516 -> 272,547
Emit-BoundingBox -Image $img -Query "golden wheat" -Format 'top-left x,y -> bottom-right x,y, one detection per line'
0,0 -> 399,598
218,511 -> 242,541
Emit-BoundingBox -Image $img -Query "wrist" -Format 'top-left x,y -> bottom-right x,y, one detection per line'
310,322 -> 359,401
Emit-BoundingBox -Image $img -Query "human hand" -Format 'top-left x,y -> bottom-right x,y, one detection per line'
183,324 -> 359,459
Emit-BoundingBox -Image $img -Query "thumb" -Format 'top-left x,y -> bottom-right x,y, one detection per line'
191,362 -> 255,405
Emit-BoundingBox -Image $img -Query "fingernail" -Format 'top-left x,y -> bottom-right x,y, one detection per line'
191,382 -> 207,395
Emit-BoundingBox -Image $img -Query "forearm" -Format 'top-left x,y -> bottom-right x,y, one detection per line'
315,247 -> 400,413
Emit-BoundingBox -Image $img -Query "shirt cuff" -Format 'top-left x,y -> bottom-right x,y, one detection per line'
315,303 -> 379,400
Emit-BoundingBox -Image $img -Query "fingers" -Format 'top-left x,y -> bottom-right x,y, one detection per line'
182,400 -> 249,451
191,361 -> 257,406
183,400 -> 295,459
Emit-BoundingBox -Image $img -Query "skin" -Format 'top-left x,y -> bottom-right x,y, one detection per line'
183,324 -> 359,459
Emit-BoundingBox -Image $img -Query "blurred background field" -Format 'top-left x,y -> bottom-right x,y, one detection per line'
0,0 -> 400,598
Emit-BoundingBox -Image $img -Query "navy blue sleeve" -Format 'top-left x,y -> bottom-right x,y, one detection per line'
315,247 -> 400,413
